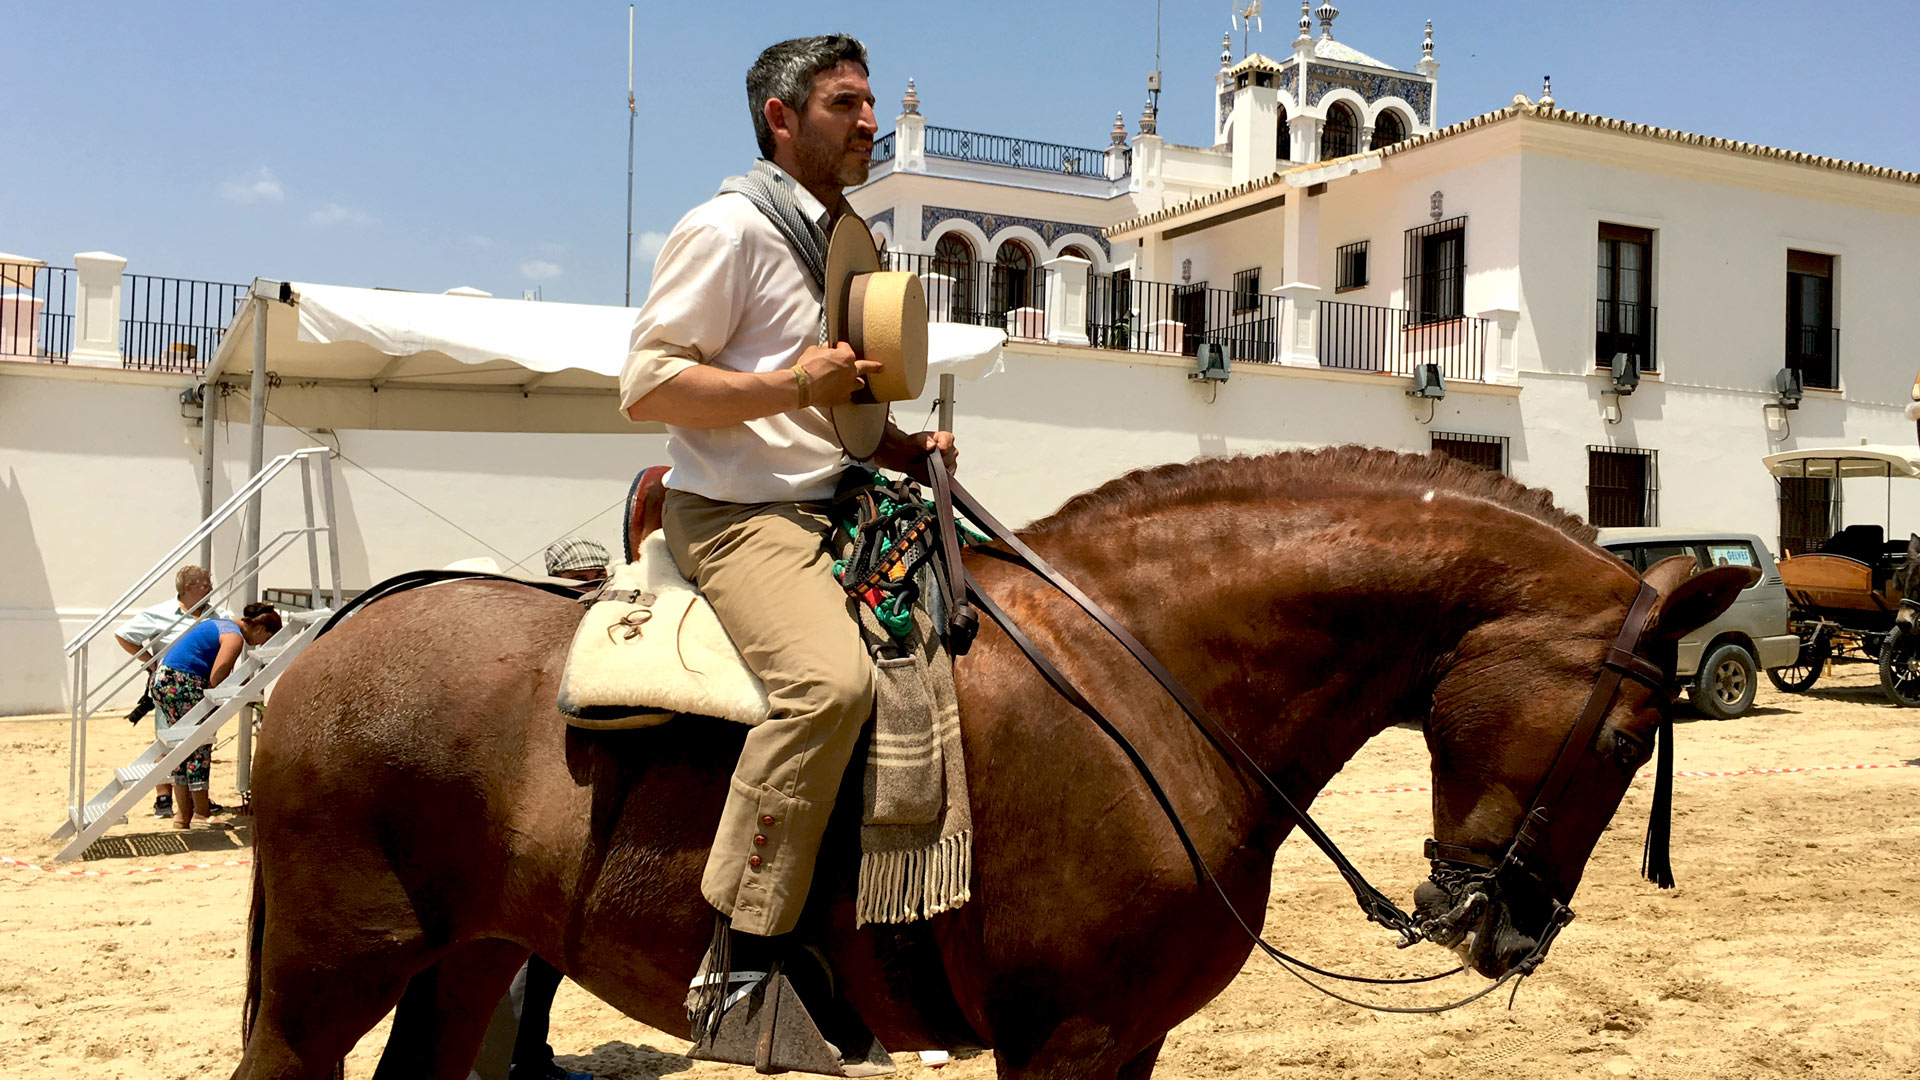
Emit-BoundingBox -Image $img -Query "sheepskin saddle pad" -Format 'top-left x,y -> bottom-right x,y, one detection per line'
558,533 -> 770,729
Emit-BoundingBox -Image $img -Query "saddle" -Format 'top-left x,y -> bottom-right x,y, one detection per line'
562,466 -> 976,727
556,533 -> 772,728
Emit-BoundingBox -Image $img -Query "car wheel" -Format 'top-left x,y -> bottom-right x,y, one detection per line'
1877,627 -> 1920,707
1690,642 -> 1757,719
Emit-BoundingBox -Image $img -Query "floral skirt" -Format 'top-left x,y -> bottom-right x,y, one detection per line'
152,665 -> 213,792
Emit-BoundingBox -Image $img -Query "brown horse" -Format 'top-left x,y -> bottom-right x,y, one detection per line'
232,447 -> 1753,1080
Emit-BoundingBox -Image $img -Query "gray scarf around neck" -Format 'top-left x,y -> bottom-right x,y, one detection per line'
717,160 -> 829,289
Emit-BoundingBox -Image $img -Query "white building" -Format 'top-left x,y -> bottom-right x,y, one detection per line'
851,3 -> 1920,556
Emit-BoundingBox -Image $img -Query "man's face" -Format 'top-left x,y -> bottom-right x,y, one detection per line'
554,566 -> 606,583
179,583 -> 211,611
785,61 -> 877,192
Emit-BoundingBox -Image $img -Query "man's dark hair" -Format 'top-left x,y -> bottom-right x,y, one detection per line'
746,35 -> 869,159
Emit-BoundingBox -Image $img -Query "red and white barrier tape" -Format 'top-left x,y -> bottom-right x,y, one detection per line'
1315,760 -> 1918,799
7,763 -> 1915,878
2,855 -> 250,878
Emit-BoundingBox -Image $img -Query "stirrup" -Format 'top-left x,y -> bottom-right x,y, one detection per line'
688,959 -> 895,1077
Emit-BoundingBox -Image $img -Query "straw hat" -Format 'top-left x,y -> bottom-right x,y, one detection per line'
822,214 -> 928,459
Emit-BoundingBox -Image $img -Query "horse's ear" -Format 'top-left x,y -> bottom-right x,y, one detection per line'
1644,558 -> 1760,643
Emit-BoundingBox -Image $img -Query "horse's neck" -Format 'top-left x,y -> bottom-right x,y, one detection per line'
1028,518 -> 1427,808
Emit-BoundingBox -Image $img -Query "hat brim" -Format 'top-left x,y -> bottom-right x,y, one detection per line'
824,216 -> 890,459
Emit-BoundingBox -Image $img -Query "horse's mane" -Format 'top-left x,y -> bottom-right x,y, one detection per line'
1025,445 -> 1597,544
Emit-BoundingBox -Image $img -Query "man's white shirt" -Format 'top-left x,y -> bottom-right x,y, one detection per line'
117,600 -> 237,660
620,163 -> 852,504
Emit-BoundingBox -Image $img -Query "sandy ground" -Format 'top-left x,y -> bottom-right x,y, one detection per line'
5,662 -> 1918,1080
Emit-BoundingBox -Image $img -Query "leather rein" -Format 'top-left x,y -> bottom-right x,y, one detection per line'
920,454 -> 1673,1011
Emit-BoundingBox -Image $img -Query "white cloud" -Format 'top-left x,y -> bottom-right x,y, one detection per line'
633,230 -> 669,261
308,202 -> 373,228
219,166 -> 283,204
520,259 -> 562,280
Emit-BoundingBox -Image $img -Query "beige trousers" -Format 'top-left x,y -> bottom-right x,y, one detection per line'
663,490 -> 874,937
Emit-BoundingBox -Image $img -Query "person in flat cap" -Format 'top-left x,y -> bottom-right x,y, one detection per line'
543,537 -> 610,583
619,32 -> 955,1063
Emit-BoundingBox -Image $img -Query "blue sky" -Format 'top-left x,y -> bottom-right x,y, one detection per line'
5,1 -> 1910,305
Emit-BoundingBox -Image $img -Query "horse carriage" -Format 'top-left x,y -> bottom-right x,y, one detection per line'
1761,446 -> 1920,706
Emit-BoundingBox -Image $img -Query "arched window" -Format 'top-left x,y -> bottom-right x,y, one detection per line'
1321,102 -> 1358,159
872,229 -> 888,255
932,232 -> 976,322
1277,104 -> 1292,160
991,240 -> 1038,318
1371,109 -> 1406,150
1059,244 -> 1093,265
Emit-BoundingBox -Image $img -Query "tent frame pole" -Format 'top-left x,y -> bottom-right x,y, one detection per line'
198,378 -> 216,569
242,293 -> 269,603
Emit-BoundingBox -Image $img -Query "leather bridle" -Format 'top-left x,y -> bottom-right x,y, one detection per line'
1415,581 -> 1670,982
921,455 -> 1675,1009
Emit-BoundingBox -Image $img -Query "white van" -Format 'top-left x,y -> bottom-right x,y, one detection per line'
1596,528 -> 1800,719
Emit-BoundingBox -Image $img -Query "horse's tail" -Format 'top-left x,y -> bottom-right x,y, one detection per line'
241,854 -> 264,1047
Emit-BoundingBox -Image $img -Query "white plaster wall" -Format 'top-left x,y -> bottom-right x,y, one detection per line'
0,365 -> 665,713
1176,209 -> 1286,293
899,342 -> 1524,527
1508,132 -> 1920,547
1514,133 -> 1920,386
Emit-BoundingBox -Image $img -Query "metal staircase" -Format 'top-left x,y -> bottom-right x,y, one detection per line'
51,446 -> 343,861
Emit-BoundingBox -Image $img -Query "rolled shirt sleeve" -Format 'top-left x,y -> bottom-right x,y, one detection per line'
620,215 -> 747,415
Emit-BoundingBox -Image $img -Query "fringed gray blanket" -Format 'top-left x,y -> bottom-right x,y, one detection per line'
856,608 -> 971,925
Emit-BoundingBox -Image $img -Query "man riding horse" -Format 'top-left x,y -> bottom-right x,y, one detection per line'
619,33 -> 957,1061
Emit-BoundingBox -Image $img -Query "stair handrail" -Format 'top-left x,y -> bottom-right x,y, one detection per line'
74,524 -> 318,716
63,447 -> 330,654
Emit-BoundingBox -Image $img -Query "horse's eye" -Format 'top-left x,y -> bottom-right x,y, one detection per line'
1604,730 -> 1648,772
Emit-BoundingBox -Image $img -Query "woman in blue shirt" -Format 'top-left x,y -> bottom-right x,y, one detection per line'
153,602 -> 282,828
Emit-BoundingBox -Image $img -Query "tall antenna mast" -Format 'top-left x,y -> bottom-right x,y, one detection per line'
624,4 -> 636,306
1147,0 -> 1161,116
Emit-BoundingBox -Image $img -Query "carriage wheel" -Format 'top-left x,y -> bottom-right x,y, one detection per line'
1877,627 -> 1920,707
1766,637 -> 1828,693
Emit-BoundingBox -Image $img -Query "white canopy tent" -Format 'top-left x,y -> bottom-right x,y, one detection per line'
200,278 -> 1005,594
1762,445 -> 1920,480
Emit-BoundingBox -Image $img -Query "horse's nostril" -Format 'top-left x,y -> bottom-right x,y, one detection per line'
1414,879 -> 1452,916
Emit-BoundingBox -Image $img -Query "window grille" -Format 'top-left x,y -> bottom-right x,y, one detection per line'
1232,268 -> 1261,314
1404,216 -> 1466,325
1776,475 -> 1839,559
1786,250 -> 1838,390
1597,223 -> 1657,373
1335,241 -> 1369,291
1431,431 -> 1507,474
990,242 -> 1039,318
1587,445 -> 1658,527
1371,110 -> 1407,149
932,233 -> 977,323
1321,102 -> 1359,158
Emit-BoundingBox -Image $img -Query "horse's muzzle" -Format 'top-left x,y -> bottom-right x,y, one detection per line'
1415,871 -> 1567,979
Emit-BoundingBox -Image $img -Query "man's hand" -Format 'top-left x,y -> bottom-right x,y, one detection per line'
797,342 -> 883,407
875,427 -> 958,481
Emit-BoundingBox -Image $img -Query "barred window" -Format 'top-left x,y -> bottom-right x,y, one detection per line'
1232,268 -> 1261,314
1432,431 -> 1507,474
1321,102 -> 1359,159
1371,109 -> 1407,149
1787,249 -> 1838,390
1335,241 -> 1369,292
1587,445 -> 1658,528
1777,475 -> 1838,559
1405,216 -> 1466,325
